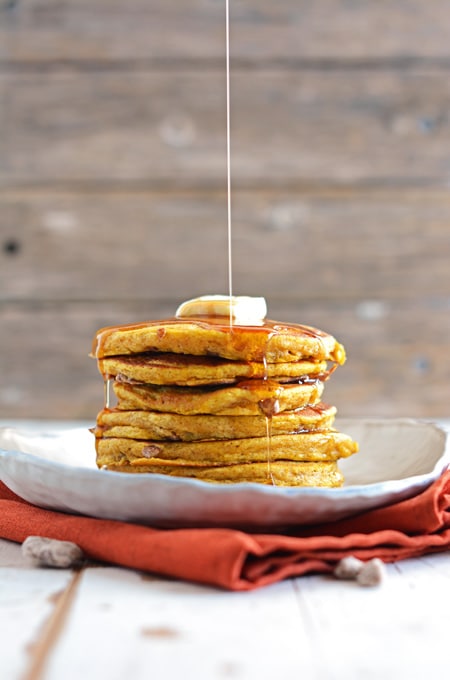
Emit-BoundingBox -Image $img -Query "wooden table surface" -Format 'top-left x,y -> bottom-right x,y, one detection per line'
1,420 -> 449,679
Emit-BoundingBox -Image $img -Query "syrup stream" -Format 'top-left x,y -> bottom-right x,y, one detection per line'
226,1 -> 273,484
95,3 -> 328,486
225,0 -> 233,328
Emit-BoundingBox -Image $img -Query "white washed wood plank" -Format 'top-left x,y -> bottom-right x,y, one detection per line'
3,0 -> 450,62
293,555 -> 450,679
0,565 -> 74,680
4,71 -> 450,187
42,567 -> 311,680
411,550 -> 450,578
0,538 -> 26,567
3,190 -> 450,303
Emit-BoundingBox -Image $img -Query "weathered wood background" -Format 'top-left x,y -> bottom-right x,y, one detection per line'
1,0 -> 450,419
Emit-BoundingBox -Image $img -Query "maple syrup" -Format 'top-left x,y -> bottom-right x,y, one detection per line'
92,316 -> 327,361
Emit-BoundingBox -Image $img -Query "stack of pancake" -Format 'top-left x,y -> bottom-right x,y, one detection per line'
92,296 -> 358,486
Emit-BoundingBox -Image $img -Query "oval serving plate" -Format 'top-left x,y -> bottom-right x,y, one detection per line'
0,418 -> 449,529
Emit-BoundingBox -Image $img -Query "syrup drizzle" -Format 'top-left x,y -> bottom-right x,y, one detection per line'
104,377 -> 113,410
260,348 -> 275,485
264,416 -> 274,485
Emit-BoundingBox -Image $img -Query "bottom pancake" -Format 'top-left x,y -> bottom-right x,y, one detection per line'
99,460 -> 344,487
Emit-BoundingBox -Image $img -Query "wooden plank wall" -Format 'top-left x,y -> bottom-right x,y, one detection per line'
1,0 -> 450,419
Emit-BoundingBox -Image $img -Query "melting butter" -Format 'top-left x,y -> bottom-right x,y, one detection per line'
175,295 -> 267,326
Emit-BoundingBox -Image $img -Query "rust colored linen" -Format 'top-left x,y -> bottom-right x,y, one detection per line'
1,472 -> 449,591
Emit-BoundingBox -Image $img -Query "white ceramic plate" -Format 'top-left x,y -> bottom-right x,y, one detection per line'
0,419 -> 449,528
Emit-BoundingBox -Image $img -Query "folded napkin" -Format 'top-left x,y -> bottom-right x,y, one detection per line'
1,471 -> 450,591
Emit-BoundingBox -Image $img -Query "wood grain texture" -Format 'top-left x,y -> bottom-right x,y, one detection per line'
2,70 -> 450,187
40,569 -> 309,680
2,0 -> 450,62
291,555 -> 450,678
0,562 -> 74,680
1,190 -> 449,302
2,549 -> 450,680
1,1 -> 450,419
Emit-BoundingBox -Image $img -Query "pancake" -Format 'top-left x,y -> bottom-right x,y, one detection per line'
91,296 -> 358,487
92,317 -> 346,364
113,378 -> 325,416
98,352 -> 330,387
97,460 -> 344,487
95,404 -> 337,441
95,431 -> 358,467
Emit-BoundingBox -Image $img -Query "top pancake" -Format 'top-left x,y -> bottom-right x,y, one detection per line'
92,317 -> 346,364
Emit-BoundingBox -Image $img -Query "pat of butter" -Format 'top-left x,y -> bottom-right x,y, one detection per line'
175,295 -> 267,325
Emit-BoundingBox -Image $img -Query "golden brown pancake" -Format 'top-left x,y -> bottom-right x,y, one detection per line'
91,302 -> 357,487
98,352 -> 330,387
113,378 -> 325,416
96,431 -> 358,467
95,404 -> 337,441
92,317 -> 346,364
98,460 -> 344,487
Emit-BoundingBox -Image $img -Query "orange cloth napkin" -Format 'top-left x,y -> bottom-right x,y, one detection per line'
1,472 -> 450,591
